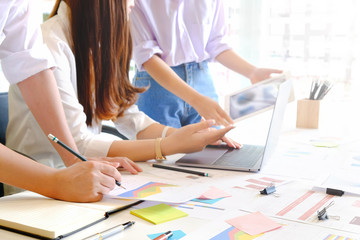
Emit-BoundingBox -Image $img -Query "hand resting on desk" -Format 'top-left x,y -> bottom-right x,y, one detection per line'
87,156 -> 143,175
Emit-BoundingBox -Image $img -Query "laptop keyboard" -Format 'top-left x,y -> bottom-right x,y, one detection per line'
213,144 -> 264,168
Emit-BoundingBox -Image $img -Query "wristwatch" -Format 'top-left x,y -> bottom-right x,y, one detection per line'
155,138 -> 166,161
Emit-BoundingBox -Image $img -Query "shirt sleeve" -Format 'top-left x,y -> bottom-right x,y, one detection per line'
113,105 -> 157,140
0,1 -> 54,84
205,0 -> 232,60
130,1 -> 163,71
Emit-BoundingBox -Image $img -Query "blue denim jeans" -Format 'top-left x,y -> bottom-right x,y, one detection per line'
133,61 -> 218,128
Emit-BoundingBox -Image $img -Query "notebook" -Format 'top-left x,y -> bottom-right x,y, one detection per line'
175,77 -> 292,172
0,191 -> 142,240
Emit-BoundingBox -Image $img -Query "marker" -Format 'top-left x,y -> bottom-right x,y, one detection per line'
151,163 -> 210,177
153,231 -> 173,240
83,221 -> 135,240
48,134 -> 125,189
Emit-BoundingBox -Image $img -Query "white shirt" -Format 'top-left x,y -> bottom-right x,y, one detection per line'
6,2 -> 156,169
130,0 -> 231,71
0,0 -> 54,84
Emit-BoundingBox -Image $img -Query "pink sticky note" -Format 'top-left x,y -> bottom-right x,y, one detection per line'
226,212 -> 282,235
353,200 -> 360,208
198,186 -> 231,199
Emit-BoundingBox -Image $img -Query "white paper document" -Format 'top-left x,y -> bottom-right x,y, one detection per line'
107,174 -> 205,203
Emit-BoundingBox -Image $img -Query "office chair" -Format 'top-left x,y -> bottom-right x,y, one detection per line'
101,125 -> 129,140
0,92 -> 33,197
0,92 -> 8,145
0,92 -> 9,197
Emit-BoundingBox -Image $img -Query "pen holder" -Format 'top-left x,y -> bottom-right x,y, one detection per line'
296,99 -> 320,129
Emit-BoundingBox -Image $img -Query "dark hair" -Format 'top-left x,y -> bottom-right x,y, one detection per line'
50,0 -> 144,125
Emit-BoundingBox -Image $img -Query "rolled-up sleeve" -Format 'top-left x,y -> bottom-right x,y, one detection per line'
82,134 -> 116,157
130,1 -> 162,71
0,0 -> 54,84
205,0 -> 232,60
113,105 -> 157,140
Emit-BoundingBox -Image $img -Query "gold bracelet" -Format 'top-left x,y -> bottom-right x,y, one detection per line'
155,138 -> 166,161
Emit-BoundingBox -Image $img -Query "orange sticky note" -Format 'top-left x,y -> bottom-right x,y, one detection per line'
226,212 -> 282,235
198,186 -> 231,200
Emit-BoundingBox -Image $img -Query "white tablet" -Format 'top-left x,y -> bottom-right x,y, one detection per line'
224,74 -> 288,122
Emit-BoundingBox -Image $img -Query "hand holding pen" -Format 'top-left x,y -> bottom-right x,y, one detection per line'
48,134 -> 125,189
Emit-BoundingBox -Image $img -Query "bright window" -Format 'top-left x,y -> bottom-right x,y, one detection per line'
213,0 -> 360,103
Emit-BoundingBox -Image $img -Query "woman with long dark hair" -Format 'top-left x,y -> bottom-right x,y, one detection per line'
6,0 -> 236,177
1,0 -> 122,202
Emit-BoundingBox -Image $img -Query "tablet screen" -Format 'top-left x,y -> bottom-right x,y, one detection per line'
229,80 -> 281,120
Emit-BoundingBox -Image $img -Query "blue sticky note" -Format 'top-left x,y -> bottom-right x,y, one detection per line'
191,198 -> 224,204
148,230 -> 186,240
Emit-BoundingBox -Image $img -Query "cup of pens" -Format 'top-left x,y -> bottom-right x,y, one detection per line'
296,79 -> 332,129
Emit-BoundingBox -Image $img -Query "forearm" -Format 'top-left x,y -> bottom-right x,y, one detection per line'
143,55 -> 233,126
1,144 -> 124,202
136,123 -> 176,140
0,144 -> 56,197
107,139 -> 172,162
17,69 -> 78,166
108,120 -> 234,161
142,55 -> 203,106
215,49 -> 256,79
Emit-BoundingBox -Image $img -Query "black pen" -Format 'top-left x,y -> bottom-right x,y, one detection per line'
151,163 -> 210,177
310,80 -> 318,100
48,134 -> 125,189
153,231 -> 173,240
315,82 -> 327,100
82,221 -> 135,240
317,81 -> 332,100
309,80 -> 314,99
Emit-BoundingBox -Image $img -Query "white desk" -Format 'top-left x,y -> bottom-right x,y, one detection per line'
1,98 -> 360,240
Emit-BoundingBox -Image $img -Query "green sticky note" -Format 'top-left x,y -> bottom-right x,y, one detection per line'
130,203 -> 188,224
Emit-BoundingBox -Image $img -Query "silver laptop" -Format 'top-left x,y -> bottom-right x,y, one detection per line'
175,77 -> 292,172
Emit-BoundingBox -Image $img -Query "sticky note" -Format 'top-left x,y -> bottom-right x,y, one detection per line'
310,138 -> 339,148
130,203 -> 188,224
191,198 -> 224,204
147,230 -> 186,239
226,212 -> 282,235
210,226 -> 263,240
198,186 -> 231,199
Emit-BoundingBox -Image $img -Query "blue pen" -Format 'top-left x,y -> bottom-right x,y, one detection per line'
48,134 -> 125,189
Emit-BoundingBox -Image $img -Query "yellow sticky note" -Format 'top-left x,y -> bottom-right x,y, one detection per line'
130,203 -> 188,224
